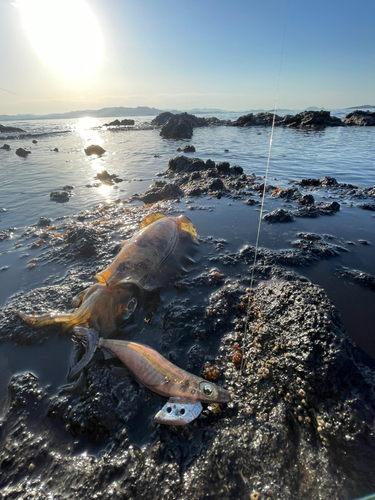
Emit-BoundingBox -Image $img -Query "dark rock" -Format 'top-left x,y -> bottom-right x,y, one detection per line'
53,148 -> 59,152
50,191 -> 69,203
244,198 -> 259,206
263,208 -> 294,223
0,143 -> 10,150
84,145 -> 106,156
37,217 -> 52,227
167,155 -> 206,173
182,144 -> 196,153
65,227 -> 100,256
205,159 -> 215,169
62,185 -> 74,191
294,206 -> 320,218
358,203 -> 375,211
230,165 -> 244,175
337,267 -> 375,289
299,178 -> 321,187
318,201 -> 340,215
160,115 -> 194,139
320,176 -> 338,187
138,183 -> 184,204
208,178 -> 224,191
273,187 -> 301,200
16,148 -> 31,158
216,161 -> 231,174
32,139 -> 38,144
342,110 -> 375,126
232,113 -> 254,126
0,124 -> 26,133
297,194 -> 315,206
105,119 -> 135,126
151,112 -> 174,126
283,110 -> 343,128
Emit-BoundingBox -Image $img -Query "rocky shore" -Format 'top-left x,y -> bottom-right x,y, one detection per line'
148,109 -> 375,139
1,154 -> 375,499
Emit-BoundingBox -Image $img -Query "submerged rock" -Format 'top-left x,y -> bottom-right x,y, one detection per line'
50,191 -> 70,203
0,143 -> 10,150
337,266 -> 375,290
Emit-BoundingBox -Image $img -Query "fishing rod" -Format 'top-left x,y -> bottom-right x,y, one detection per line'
240,1 -> 290,375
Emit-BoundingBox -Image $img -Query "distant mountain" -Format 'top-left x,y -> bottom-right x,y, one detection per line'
345,104 -> 375,110
0,106 -> 165,122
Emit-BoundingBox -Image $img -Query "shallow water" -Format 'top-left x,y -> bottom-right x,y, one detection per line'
1,111 -> 375,429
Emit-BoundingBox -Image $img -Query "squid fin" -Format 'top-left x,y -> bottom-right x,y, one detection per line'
139,212 -> 166,229
178,215 -> 198,242
69,327 -> 99,381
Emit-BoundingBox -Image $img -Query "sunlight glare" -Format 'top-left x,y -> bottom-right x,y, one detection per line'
16,0 -> 103,79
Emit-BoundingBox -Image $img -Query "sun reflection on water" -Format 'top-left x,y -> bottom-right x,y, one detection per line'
73,117 -> 107,172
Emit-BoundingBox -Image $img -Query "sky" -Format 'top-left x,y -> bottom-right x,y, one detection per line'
0,0 -> 374,115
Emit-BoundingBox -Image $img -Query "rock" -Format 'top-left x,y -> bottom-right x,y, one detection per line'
232,112 -> 283,127
37,217 -> 52,227
16,148 -> 31,158
95,171 -> 122,185
151,112 -> 174,126
297,194 -> 315,205
138,182 -> 184,204
160,115 -> 194,139
263,208 -> 294,223
104,119 -> 135,126
282,110 -> 343,128
299,178 -> 321,187
0,144 -> 10,150
318,201 -> 340,215
273,187 -> 301,200
0,124 -> 26,133
216,161 -> 231,174
358,203 -> 375,211
65,227 -> 99,256
50,191 -> 70,203
32,139 -> 38,144
342,110 -> 375,126
167,155 -> 206,174
62,185 -> 74,191
337,266 -> 375,290
208,178 -> 224,191
52,148 -> 59,152
84,145 -> 106,156
182,145 -> 196,153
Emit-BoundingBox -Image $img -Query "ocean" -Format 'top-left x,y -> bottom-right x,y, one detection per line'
1,109 -> 375,419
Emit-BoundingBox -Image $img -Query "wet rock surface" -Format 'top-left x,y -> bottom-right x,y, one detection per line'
0,143 -> 11,150
1,274 -> 375,499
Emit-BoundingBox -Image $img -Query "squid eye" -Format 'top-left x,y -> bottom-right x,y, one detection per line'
200,381 -> 214,397
122,298 -> 137,320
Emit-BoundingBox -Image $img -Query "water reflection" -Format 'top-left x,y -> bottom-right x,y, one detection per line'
73,117 -> 107,173
96,184 -> 112,203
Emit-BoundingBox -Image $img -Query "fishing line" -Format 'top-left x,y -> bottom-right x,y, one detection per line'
0,87 -> 18,95
240,1 -> 290,375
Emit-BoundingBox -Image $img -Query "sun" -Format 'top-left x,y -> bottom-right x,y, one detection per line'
16,0 -> 103,79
